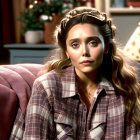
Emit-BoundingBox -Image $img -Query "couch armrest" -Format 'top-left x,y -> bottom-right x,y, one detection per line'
0,63 -> 44,140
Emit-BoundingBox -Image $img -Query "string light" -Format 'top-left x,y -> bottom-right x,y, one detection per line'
28,4 -> 34,10
34,0 -> 38,4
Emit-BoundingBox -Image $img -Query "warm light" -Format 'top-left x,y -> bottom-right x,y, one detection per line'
28,4 -> 34,10
40,15 -> 53,21
40,15 -> 49,21
34,0 -> 38,4
124,22 -> 140,62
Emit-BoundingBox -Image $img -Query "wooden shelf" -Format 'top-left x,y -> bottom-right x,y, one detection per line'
110,7 -> 140,14
104,0 -> 140,16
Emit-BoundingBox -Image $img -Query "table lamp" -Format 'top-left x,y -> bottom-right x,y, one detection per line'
123,22 -> 140,62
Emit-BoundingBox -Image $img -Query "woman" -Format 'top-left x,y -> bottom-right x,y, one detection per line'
13,7 -> 140,139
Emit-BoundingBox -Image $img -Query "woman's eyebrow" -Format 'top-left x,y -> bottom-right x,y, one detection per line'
68,36 -> 101,43
86,36 -> 101,42
69,38 -> 80,42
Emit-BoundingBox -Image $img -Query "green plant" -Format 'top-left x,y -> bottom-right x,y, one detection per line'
18,0 -> 79,33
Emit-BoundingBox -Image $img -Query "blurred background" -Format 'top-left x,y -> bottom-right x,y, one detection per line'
0,0 -> 140,64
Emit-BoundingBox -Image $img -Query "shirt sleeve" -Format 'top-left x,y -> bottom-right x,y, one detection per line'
23,78 -> 56,140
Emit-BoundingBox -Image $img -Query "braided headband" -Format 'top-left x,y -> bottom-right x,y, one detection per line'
59,10 -> 116,39
62,10 -> 107,25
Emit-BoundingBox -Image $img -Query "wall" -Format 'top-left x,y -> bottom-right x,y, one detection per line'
112,14 -> 140,47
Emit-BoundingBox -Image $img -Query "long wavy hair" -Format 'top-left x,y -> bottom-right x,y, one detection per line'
43,7 -> 140,127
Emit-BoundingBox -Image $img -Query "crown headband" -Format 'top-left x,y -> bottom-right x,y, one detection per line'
62,11 -> 107,28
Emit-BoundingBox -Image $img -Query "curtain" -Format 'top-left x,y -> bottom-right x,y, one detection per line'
0,0 -> 14,64
12,0 -> 26,43
0,0 -> 26,64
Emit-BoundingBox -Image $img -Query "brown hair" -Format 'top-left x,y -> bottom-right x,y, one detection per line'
44,7 -> 140,127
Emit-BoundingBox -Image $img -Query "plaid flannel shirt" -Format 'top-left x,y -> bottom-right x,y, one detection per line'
10,66 -> 140,140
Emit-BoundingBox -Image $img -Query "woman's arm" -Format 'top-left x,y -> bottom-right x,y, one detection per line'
23,78 -> 55,140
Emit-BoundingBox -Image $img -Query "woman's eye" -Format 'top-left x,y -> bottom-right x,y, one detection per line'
89,41 -> 98,47
71,42 -> 79,48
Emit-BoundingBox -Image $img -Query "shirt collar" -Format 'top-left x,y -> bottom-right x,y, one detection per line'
99,77 -> 115,92
61,66 -> 115,98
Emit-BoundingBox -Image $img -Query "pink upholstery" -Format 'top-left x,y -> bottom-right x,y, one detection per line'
0,63 -> 44,140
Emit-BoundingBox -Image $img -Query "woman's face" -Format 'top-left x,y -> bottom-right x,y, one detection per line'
66,23 -> 106,75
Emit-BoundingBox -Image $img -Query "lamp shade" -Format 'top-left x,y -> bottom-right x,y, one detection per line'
123,22 -> 140,62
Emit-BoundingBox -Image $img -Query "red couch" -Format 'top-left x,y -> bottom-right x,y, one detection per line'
0,63 -> 44,140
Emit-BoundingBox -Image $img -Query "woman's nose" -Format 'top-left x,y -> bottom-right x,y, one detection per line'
82,44 -> 90,57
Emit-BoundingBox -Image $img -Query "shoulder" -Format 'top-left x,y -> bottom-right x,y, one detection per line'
38,69 -> 61,81
33,66 -> 74,90
34,69 -> 61,89
29,69 -> 62,105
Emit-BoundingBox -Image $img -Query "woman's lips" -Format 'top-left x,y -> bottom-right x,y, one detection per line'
80,60 -> 94,65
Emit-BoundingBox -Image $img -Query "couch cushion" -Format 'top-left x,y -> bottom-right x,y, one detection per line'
0,63 -> 44,140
